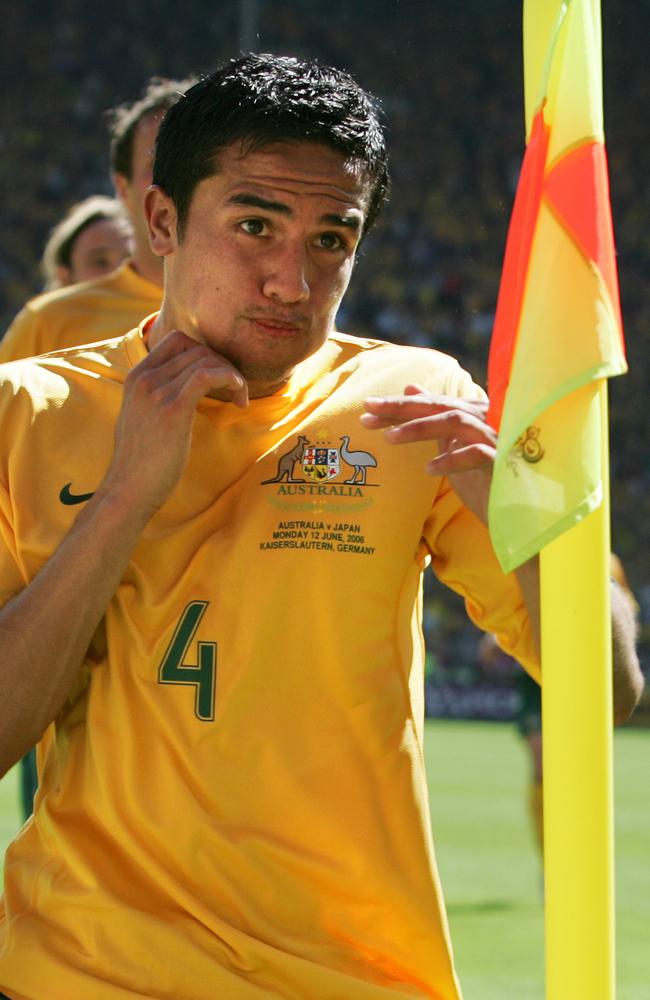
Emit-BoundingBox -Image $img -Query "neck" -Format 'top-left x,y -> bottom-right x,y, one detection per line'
130,239 -> 165,288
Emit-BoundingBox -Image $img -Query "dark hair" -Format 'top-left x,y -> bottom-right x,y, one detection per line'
108,76 -> 196,179
153,53 -> 389,240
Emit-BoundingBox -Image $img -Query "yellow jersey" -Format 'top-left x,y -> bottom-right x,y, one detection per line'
0,259 -> 161,362
0,324 -> 538,1000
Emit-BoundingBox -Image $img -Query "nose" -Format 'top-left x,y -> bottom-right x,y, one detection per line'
262,242 -> 311,304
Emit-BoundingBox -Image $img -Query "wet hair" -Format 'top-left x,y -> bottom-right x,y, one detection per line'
40,195 -> 131,289
153,53 -> 389,240
108,76 -> 196,179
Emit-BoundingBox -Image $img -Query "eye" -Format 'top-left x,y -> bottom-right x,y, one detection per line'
314,232 -> 347,252
239,218 -> 268,236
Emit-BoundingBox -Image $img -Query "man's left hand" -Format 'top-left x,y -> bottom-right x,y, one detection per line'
360,384 -> 496,523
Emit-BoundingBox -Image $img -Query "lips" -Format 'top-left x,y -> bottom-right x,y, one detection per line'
248,316 -> 306,337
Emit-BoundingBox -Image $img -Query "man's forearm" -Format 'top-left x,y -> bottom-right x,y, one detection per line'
508,569 -> 642,724
610,580 -> 645,724
514,555 -> 541,660
0,488 -> 150,776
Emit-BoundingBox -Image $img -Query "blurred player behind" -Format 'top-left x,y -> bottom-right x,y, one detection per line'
0,75 -> 194,363
40,194 -> 132,290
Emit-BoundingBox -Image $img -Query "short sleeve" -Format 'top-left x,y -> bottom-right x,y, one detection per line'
0,373 -> 30,606
0,305 -> 42,363
0,477 -> 26,608
423,466 -> 540,682
413,355 -> 540,678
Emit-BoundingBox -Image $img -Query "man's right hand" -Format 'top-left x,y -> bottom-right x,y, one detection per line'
98,330 -> 249,517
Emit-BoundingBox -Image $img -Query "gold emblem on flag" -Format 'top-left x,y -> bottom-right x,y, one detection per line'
516,426 -> 544,464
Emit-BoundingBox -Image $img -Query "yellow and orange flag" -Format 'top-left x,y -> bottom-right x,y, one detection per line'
487,0 -> 626,574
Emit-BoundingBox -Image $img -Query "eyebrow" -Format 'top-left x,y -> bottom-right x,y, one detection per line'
227,193 -> 362,232
319,212 -> 361,233
228,193 -> 291,215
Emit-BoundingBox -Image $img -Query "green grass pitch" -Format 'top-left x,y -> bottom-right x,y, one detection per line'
425,720 -> 650,1000
0,719 -> 647,998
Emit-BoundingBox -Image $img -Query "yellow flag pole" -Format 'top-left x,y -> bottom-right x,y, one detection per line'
541,379 -> 615,999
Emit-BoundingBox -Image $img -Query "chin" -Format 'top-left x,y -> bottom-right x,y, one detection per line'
241,364 -> 292,392
236,351 -> 302,386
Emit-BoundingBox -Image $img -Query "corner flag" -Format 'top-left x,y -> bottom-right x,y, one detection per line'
487,4 -> 627,998
487,0 -> 626,574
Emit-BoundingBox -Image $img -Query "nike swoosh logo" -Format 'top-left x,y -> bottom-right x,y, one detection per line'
59,483 -> 96,506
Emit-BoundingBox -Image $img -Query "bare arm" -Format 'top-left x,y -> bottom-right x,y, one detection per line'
610,579 -> 644,724
0,330 -> 248,777
1,492 -> 152,774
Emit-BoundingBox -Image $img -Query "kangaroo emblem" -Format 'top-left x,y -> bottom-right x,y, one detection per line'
339,435 -> 378,485
262,435 -> 309,483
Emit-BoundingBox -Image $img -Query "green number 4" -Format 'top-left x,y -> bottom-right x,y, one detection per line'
158,601 -> 217,721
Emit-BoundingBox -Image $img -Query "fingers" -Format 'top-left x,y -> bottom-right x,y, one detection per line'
144,328 -> 202,366
361,392 -> 494,442
130,329 -> 249,408
360,390 -> 489,430
106,330 -> 253,516
384,411 -> 496,452
426,442 -> 495,475
154,355 -> 247,411
359,387 -> 496,476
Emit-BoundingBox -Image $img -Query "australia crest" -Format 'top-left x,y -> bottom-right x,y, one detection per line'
302,446 -> 340,482
261,432 -> 378,487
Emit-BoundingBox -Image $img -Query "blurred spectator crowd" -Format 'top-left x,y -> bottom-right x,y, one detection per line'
1,0 -> 648,693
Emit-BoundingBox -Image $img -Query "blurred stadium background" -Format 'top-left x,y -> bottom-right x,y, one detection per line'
0,1 -> 648,995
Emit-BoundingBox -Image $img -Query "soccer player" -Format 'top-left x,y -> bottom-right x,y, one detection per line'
0,55 -> 641,999
40,194 -> 132,290
0,76 -> 193,363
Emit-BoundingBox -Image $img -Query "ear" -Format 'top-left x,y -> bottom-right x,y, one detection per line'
55,264 -> 73,287
144,185 -> 178,257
